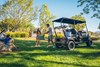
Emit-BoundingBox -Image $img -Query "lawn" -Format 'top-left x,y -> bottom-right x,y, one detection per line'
0,38 -> 100,67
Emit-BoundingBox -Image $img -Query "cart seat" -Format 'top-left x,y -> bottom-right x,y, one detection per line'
65,29 -> 77,37
70,29 -> 77,35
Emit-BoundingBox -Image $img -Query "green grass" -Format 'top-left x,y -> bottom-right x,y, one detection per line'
0,38 -> 100,67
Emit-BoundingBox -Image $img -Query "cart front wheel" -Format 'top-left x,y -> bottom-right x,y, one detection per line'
66,41 -> 75,50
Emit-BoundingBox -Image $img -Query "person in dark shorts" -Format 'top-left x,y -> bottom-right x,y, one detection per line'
46,24 -> 55,48
35,28 -> 41,47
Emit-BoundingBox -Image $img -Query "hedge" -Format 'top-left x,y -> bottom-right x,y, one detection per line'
6,32 -> 29,38
45,34 -> 100,41
91,37 -> 100,40
45,34 -> 64,38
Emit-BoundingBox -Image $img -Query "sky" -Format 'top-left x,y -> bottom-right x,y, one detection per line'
0,0 -> 100,32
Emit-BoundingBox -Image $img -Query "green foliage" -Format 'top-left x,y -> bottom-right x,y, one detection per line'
0,0 -> 37,31
39,4 -> 55,31
6,32 -> 29,38
91,37 -> 100,40
77,0 -> 100,19
0,18 -> 15,31
70,15 -> 86,31
15,32 -> 21,38
45,33 -> 64,38
21,32 -> 29,38
6,32 -> 15,37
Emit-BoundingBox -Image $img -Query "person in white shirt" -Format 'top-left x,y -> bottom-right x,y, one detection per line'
46,24 -> 54,48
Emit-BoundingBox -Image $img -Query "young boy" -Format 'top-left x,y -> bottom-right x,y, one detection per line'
35,28 -> 41,47
4,34 -> 16,51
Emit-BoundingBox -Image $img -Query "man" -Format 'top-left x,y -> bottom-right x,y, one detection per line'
46,24 -> 55,48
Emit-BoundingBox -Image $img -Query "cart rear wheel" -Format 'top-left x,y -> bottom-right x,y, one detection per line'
55,43 -> 63,48
66,41 -> 75,50
86,40 -> 92,47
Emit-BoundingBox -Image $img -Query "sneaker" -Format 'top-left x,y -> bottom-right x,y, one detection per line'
34,45 -> 38,47
38,45 -> 40,47
8,49 -> 12,52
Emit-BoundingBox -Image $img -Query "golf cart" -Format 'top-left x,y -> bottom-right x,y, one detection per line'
53,17 -> 92,50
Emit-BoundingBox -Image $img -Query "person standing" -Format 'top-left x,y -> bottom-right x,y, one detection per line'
35,28 -> 41,47
46,24 -> 55,48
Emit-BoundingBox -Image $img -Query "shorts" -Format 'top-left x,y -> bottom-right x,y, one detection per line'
48,35 -> 53,42
0,38 -> 5,42
36,36 -> 40,39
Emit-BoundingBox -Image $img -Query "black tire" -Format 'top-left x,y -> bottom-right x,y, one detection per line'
86,40 -> 92,47
55,43 -> 63,48
66,41 -> 75,50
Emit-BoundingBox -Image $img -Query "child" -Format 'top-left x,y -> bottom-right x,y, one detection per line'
4,34 -> 16,51
35,28 -> 41,47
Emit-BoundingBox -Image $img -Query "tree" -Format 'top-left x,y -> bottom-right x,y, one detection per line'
0,18 -> 14,31
70,15 -> 86,31
39,4 -> 55,31
77,0 -> 100,19
0,0 -> 38,31
98,23 -> 100,30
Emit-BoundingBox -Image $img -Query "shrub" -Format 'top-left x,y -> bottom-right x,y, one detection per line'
21,32 -> 29,38
6,32 -> 15,38
44,33 -> 64,39
11,33 -> 15,37
6,32 -> 29,38
44,34 -> 48,38
15,32 -> 21,37
91,37 -> 100,40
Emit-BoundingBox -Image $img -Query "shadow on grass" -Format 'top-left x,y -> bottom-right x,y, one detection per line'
93,42 -> 100,49
13,39 -> 100,59
0,39 -> 100,67
18,56 -> 99,67
1,49 -> 100,60
1,53 -> 100,67
1,53 -> 99,67
15,39 -> 96,51
76,42 -> 100,49
14,39 -> 65,51
0,63 -> 27,67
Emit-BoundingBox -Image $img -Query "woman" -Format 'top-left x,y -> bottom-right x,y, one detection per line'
35,28 -> 41,47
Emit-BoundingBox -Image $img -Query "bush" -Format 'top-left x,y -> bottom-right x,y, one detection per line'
21,32 -> 29,38
6,32 -> 29,38
15,32 -> 21,37
6,32 -> 15,37
91,37 -> 100,40
44,34 -> 48,38
44,33 -> 64,39
11,33 -> 15,37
